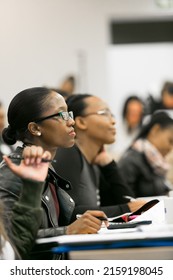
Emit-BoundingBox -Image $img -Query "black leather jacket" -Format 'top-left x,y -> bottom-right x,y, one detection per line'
0,146 -> 75,259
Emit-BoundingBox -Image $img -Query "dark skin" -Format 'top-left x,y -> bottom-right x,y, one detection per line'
5,91 -> 108,234
147,124 -> 173,157
25,91 -> 76,159
74,96 -> 146,212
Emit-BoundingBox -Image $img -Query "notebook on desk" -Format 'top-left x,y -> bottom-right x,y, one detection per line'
107,199 -> 165,225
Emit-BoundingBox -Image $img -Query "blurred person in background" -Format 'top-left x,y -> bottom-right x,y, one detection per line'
145,80 -> 173,187
145,81 -> 173,114
113,95 -> 144,160
122,95 -> 144,133
53,94 -> 146,220
118,111 -> 173,198
165,149 -> 173,189
160,110 -> 173,190
0,101 -> 14,162
58,75 -> 76,97
46,75 -> 76,101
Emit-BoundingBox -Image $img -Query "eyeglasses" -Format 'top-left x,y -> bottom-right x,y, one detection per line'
34,111 -> 74,123
82,109 -> 115,118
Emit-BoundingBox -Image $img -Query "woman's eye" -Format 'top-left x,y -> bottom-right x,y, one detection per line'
53,116 -> 60,120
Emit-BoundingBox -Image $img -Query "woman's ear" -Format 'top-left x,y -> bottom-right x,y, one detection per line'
75,116 -> 88,130
150,124 -> 161,136
27,122 -> 42,136
147,124 -> 162,143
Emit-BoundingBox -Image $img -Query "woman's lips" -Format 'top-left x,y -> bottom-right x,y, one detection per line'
69,129 -> 76,137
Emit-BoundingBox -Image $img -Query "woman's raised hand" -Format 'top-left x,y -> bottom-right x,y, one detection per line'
3,145 -> 51,182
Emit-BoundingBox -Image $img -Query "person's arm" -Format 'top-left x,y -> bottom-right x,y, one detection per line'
99,160 -> 134,204
93,147 -> 134,203
93,148 -> 145,216
5,147 -> 108,240
2,147 -> 51,259
10,178 -> 44,259
70,203 -> 130,222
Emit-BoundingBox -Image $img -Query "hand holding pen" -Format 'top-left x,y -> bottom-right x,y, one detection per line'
8,154 -> 56,163
3,146 -> 52,182
75,211 -> 109,230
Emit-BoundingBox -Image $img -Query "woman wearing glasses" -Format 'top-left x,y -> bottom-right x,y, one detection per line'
0,87 -> 107,259
53,94 -> 145,220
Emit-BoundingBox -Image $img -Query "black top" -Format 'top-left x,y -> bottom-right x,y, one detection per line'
118,148 -> 170,197
53,145 -> 133,218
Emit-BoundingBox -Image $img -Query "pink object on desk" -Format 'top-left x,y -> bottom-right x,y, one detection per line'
121,214 -> 139,222
128,215 -> 139,221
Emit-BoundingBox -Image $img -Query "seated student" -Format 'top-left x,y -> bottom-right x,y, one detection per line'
53,94 -> 145,219
122,95 -> 144,133
0,101 -> 14,162
165,148 -> 173,188
145,81 -> 173,114
0,148 -> 51,259
0,87 -> 107,260
118,111 -> 173,198
58,75 -> 76,97
114,95 -> 144,160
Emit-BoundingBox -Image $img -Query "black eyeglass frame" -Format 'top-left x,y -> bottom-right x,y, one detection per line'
33,111 -> 74,123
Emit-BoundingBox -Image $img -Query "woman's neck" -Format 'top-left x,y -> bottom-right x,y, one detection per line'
75,138 -> 102,164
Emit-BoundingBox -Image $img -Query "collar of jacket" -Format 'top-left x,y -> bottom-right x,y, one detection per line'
15,146 -> 72,191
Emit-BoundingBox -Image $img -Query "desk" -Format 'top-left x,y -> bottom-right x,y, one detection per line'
69,247 -> 173,260
36,225 -> 173,260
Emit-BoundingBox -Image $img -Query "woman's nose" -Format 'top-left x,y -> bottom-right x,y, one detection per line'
67,118 -> 75,126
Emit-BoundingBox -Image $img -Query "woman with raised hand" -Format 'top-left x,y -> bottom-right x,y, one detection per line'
0,87 -> 107,259
0,147 -> 51,259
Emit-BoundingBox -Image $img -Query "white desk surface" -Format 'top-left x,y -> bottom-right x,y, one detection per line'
37,224 -> 173,246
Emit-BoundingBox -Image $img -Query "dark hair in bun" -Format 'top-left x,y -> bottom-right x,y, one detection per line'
2,87 -> 52,145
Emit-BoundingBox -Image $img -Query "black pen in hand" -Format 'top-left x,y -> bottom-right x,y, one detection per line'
8,154 -> 57,163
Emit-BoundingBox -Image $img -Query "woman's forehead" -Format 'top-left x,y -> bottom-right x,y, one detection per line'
48,91 -> 67,108
85,96 -> 108,109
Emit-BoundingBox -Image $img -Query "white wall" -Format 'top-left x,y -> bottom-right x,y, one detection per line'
0,0 -> 173,111
0,0 -> 107,108
107,43 -> 173,122
107,43 -> 173,157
